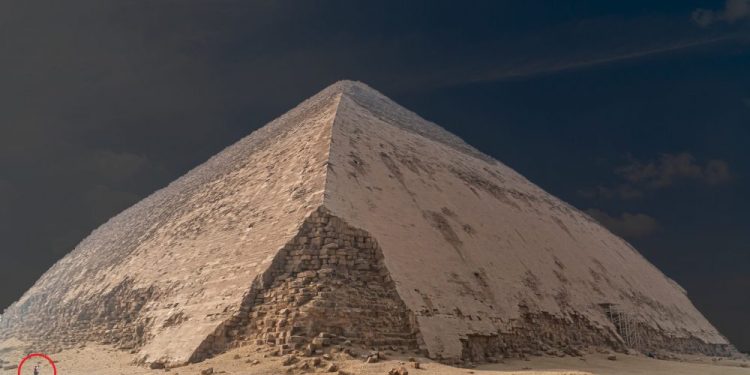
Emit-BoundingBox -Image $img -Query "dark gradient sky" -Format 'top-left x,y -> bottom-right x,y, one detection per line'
1,1 -> 748,352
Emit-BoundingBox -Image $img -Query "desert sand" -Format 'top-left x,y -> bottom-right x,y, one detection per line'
2,338 -> 749,375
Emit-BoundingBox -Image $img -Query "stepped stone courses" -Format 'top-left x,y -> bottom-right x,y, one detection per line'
0,80 -> 737,367
191,207 -> 419,361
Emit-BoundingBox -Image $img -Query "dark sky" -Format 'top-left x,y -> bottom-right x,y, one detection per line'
1,0 -> 748,352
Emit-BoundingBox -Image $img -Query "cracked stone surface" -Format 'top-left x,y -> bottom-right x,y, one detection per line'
0,81 -> 735,367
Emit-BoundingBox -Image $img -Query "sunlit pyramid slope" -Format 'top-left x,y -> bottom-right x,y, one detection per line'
1,81 -> 735,367
0,85 -> 342,366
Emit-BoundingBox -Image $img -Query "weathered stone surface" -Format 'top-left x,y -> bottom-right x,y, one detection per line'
281,355 -> 297,366
191,207 -> 420,359
0,81 -> 343,367
0,80 -> 736,367
323,83 -> 736,359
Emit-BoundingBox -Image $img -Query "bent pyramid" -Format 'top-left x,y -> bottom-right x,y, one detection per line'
0,81 -> 734,366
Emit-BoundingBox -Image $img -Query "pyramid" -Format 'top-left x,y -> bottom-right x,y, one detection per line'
0,81 -> 735,367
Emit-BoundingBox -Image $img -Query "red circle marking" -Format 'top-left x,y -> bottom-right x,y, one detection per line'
17,353 -> 57,375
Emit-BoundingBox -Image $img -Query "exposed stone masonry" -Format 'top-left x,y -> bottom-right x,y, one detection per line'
634,325 -> 736,356
460,306 -> 735,363
1,278 -> 160,354
181,205 -> 736,365
461,309 -> 624,362
190,207 -> 420,362
3,82 -> 737,367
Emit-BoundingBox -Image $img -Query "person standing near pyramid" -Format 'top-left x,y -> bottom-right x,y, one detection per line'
33,364 -> 40,375
0,81 -> 737,367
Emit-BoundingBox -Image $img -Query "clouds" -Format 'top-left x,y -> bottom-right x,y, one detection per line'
617,153 -> 732,188
452,35 -> 740,86
0,0 -> 747,351
585,209 -> 660,239
580,153 -> 732,200
580,153 -> 732,239
693,0 -> 750,27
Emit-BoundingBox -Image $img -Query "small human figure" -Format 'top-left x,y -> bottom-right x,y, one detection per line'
33,364 -> 40,375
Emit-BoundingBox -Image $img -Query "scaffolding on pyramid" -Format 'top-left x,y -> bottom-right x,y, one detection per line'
601,303 -> 642,349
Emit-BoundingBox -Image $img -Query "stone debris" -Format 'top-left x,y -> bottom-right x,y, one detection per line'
282,355 -> 298,366
294,360 -> 310,370
388,366 -> 409,375
0,80 -> 737,368
197,208 -> 418,361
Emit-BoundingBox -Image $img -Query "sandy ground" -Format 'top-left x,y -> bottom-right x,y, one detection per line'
2,339 -> 748,375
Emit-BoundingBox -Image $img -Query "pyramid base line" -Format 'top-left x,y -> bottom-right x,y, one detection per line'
621,321 -> 735,357
185,207 -> 736,366
459,310 -> 735,363
460,310 -> 624,363
0,206 -> 737,366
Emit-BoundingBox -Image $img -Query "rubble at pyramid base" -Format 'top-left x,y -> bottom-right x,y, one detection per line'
185,207 -> 419,365
460,312 -> 735,363
3,206 -> 735,367
0,278 -> 161,355
0,81 -> 738,368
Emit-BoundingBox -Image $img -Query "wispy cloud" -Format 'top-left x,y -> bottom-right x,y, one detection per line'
617,153 -> 732,188
693,0 -> 750,27
459,35 -> 740,84
585,209 -> 660,239
580,153 -> 732,200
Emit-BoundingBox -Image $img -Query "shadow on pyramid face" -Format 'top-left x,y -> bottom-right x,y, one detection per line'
0,81 -> 739,369
189,206 -> 422,363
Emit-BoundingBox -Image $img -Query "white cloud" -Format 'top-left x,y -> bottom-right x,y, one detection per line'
616,153 -> 732,188
693,0 -> 750,27
580,153 -> 733,200
704,159 -> 733,185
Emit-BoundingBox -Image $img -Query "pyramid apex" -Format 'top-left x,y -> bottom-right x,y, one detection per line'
323,80 -> 381,97
327,79 -> 367,89
317,80 -> 496,164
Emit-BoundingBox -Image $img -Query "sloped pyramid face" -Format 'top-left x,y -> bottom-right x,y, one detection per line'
0,81 -> 734,366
